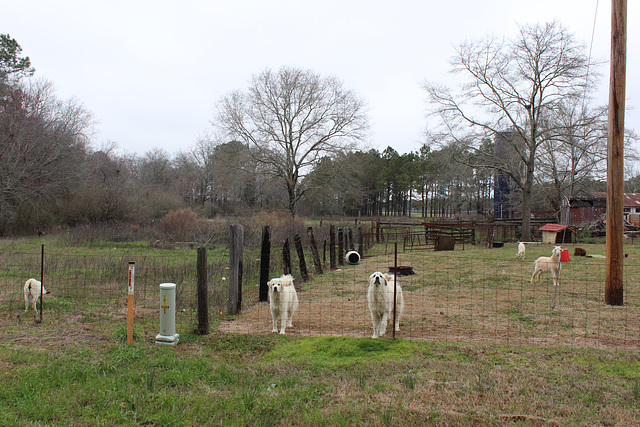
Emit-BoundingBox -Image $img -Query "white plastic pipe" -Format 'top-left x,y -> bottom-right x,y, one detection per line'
155,283 -> 180,346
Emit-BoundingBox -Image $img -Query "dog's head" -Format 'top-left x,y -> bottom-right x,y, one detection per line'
268,275 -> 294,293
268,278 -> 282,293
369,271 -> 388,288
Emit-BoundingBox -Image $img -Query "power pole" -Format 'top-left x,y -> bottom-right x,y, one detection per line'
605,0 -> 626,305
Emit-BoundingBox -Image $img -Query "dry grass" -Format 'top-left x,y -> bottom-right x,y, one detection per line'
222,242 -> 640,351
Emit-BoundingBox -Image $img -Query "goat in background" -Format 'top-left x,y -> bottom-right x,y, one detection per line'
531,246 -> 563,287
516,242 -> 526,259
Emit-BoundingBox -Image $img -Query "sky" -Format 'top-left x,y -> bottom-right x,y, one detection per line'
2,0 -> 638,158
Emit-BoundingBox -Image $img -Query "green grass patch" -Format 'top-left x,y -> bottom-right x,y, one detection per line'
572,355 -> 640,379
264,336 -> 419,366
504,307 -> 537,326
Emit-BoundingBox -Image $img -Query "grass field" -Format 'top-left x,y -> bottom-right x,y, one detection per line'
1,236 -> 640,425
2,325 -> 640,425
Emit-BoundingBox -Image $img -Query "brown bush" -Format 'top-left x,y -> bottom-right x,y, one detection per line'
159,208 -> 198,242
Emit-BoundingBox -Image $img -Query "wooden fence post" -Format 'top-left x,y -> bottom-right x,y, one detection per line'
307,227 -> 323,275
195,247 -> 209,335
357,226 -> 363,256
348,225 -> 355,250
228,224 -> 243,315
323,239 -> 327,267
127,261 -> 135,344
39,244 -> 44,323
283,238 -> 292,275
294,233 -> 309,282
337,227 -> 344,267
259,226 -> 271,302
329,225 -> 336,270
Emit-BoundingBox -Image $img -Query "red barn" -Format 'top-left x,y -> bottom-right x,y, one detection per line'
561,195 -> 606,226
561,193 -> 640,227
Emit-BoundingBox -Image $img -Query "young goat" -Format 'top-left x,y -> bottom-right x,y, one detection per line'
531,246 -> 563,287
516,242 -> 526,259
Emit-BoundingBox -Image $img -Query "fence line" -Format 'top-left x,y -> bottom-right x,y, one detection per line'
1,241 -> 638,351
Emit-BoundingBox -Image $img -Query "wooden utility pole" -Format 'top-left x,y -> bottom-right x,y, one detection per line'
605,0 -> 626,306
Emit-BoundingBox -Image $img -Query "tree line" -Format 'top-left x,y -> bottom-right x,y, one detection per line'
1,23 -> 636,236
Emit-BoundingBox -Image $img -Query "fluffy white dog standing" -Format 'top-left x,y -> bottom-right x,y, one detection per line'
367,272 -> 404,338
267,274 -> 299,334
516,242 -> 526,259
24,278 -> 50,313
531,246 -> 563,287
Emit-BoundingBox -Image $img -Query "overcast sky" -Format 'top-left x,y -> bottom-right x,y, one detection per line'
2,1 -> 638,158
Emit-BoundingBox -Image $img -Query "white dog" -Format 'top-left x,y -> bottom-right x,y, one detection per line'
367,272 -> 404,339
531,246 -> 563,287
516,242 -> 526,259
267,274 -> 299,334
24,278 -> 50,313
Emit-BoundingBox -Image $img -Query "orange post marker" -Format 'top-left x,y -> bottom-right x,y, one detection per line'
127,262 -> 135,344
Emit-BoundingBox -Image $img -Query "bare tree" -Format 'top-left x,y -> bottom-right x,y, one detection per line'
209,140 -> 259,210
0,78 -> 93,232
215,67 -> 369,215
173,150 -> 200,205
66,145 -> 137,224
138,148 -> 174,190
535,100 -> 608,215
174,134 -> 218,206
424,21 -> 595,240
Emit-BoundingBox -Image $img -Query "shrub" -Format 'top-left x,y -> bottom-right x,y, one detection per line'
159,208 -> 198,242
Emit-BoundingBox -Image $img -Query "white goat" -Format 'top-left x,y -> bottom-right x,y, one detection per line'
531,246 -> 562,287
516,242 -> 526,259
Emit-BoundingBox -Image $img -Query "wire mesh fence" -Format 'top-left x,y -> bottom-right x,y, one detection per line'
1,241 -> 638,351
223,242 -> 640,351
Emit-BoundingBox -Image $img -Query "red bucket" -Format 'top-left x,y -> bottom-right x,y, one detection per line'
560,249 -> 570,262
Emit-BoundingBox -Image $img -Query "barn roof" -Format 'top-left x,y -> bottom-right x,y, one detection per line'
591,192 -> 640,207
538,223 -> 574,232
